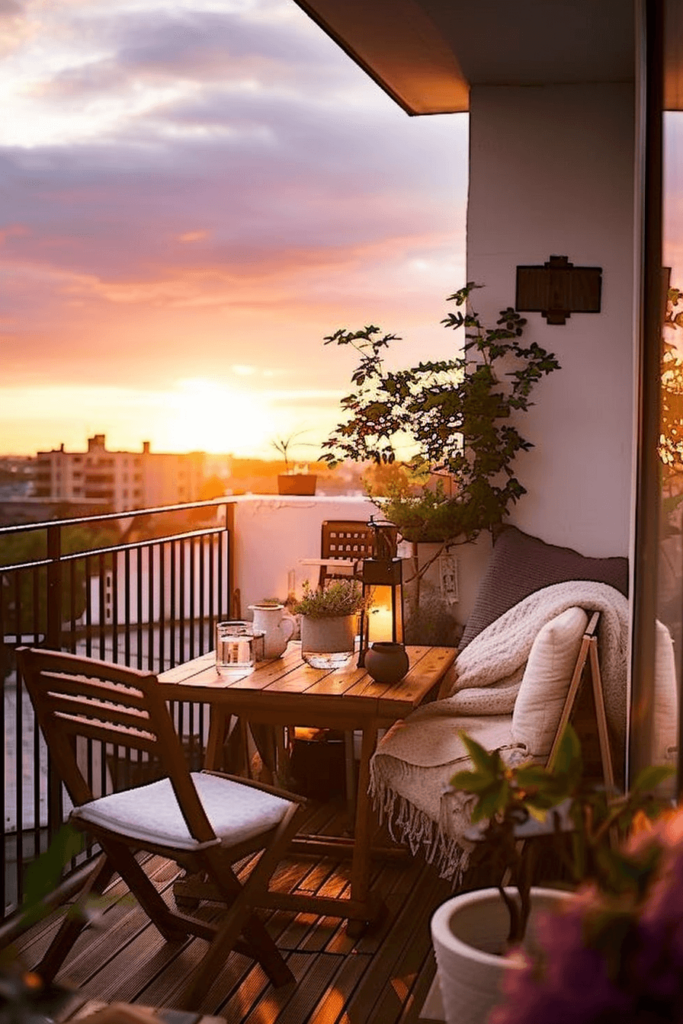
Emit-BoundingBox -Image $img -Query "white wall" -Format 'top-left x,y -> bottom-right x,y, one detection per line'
232,495 -> 375,614
231,495 -> 491,631
467,83 -> 636,556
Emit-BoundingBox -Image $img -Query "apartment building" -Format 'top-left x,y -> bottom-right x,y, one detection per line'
34,434 -> 206,511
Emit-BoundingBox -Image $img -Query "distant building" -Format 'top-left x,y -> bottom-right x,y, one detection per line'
33,435 -> 206,512
0,457 -> 34,500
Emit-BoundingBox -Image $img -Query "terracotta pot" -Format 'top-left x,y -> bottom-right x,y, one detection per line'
430,886 -> 573,1024
364,642 -> 409,683
277,474 -> 317,496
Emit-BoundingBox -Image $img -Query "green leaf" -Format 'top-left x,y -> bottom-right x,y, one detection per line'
551,724 -> 582,777
450,768 -> 495,794
460,732 -> 500,775
21,825 -> 84,927
474,780 -> 511,821
630,763 -> 674,793
513,763 -> 552,789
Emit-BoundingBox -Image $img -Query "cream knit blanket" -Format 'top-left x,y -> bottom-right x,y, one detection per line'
369,580 -> 630,880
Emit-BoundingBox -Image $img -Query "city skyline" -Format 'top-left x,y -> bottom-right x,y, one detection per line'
1,0 -> 467,459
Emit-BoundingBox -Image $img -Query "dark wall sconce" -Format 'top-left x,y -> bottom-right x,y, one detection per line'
516,254 -> 602,325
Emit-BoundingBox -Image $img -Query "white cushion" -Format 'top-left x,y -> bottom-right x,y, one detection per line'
511,606 -> 589,758
72,771 -> 294,851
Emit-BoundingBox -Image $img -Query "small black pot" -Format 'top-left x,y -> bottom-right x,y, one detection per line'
364,642 -> 409,684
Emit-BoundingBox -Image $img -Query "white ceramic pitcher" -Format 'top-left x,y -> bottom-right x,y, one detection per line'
248,603 -> 296,659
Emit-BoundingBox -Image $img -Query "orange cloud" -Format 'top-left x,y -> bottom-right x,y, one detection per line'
178,230 -> 210,243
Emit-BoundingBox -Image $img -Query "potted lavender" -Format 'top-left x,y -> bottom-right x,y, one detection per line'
292,578 -> 365,669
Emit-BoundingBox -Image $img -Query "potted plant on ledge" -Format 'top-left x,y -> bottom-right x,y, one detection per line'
272,432 -> 318,496
321,283 -> 561,644
430,725 -> 674,1024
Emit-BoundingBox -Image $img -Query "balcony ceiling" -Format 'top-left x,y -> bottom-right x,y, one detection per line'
293,0 -> 683,114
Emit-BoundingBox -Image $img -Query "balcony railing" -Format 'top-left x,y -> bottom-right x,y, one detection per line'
0,498 -> 234,925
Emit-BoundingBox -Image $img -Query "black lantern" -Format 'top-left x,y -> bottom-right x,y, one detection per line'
357,555 -> 404,667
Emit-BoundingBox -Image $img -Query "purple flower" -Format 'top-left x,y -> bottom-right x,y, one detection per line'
490,838 -> 683,1024
490,901 -> 631,1024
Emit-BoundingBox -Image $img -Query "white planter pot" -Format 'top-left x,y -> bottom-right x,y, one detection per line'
400,541 -> 461,646
430,886 -> 572,1024
300,613 -> 357,669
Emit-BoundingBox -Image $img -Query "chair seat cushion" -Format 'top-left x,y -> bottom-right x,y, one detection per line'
72,771 -> 295,851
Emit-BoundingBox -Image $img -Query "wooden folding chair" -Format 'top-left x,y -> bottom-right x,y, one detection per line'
546,610 -> 615,787
318,520 -> 398,588
17,647 -> 305,1009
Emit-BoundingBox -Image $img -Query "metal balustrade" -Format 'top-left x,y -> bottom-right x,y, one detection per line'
0,498 -> 234,924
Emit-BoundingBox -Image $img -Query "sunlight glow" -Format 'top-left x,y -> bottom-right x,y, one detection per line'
0,380 -> 289,457
154,378 -> 278,453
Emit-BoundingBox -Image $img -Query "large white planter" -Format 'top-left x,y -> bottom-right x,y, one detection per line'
430,886 -> 572,1024
300,613 -> 357,669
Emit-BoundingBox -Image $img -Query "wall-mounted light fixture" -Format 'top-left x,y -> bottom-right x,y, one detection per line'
516,254 -> 602,325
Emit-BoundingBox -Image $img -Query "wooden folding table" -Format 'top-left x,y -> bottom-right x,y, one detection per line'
157,642 -> 457,931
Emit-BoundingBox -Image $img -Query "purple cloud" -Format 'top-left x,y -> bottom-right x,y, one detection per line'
0,0 -> 466,423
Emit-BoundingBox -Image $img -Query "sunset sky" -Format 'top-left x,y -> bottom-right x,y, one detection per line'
1,0 -> 468,459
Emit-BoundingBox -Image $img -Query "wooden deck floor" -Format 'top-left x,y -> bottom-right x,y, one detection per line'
12,796 -> 453,1024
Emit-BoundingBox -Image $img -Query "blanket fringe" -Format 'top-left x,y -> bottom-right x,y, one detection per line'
369,761 -> 471,884
369,743 -> 532,884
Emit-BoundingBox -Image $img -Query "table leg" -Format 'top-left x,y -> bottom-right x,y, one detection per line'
205,710 -> 230,770
347,722 -> 379,937
344,730 -> 357,825
205,712 -> 256,776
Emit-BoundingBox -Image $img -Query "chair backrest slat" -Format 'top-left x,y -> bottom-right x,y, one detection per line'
43,688 -> 152,732
321,520 -> 398,559
42,669 -> 148,709
319,520 -> 398,587
49,711 -> 159,753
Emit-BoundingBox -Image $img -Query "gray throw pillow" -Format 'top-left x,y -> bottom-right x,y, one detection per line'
458,525 -> 629,649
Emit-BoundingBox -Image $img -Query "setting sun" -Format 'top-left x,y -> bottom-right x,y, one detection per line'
153,379 -> 278,454
0,0 -> 464,461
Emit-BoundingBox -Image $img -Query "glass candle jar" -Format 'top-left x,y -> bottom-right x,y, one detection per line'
215,621 -> 264,673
